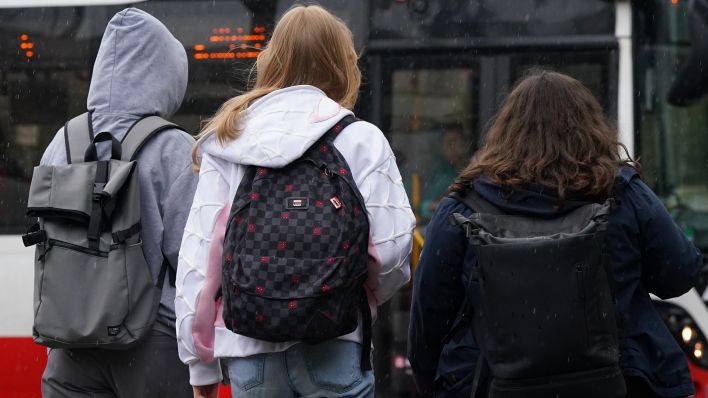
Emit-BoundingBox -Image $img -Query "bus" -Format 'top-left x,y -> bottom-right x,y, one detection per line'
1,0 -> 707,397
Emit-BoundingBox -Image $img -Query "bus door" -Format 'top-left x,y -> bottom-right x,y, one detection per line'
361,50 -> 480,396
635,1 -> 708,394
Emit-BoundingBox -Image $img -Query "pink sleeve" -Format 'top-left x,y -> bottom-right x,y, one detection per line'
192,203 -> 230,363
365,235 -> 381,320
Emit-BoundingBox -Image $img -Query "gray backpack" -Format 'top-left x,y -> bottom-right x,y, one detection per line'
22,112 -> 183,349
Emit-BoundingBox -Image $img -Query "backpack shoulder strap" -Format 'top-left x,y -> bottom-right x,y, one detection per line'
470,351 -> 491,398
121,115 -> 183,161
313,114 -> 374,371
64,112 -> 95,164
449,188 -> 504,215
316,114 -> 364,206
320,114 -> 359,145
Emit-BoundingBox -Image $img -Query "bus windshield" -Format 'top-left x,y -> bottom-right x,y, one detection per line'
634,0 -> 708,251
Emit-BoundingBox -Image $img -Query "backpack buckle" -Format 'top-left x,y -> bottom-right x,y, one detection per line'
320,165 -> 334,177
22,221 -> 46,247
22,229 -> 46,247
93,182 -> 106,196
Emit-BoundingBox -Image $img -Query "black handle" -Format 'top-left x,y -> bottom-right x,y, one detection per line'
84,131 -> 122,162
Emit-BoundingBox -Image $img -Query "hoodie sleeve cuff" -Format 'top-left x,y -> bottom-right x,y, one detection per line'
189,360 -> 222,386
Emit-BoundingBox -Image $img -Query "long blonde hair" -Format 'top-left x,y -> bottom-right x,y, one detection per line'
192,4 -> 361,169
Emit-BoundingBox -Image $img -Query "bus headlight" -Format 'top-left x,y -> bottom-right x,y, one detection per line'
695,341 -> 704,360
655,302 -> 708,368
682,324 -> 697,344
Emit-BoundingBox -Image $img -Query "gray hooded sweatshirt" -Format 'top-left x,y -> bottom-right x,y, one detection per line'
40,7 -> 197,331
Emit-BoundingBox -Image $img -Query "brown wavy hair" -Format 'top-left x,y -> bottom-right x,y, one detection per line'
450,70 -> 637,200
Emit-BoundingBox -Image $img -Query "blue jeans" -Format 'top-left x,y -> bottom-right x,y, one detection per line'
224,340 -> 374,398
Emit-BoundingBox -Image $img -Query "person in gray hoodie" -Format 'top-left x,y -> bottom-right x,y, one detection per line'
38,8 -> 196,398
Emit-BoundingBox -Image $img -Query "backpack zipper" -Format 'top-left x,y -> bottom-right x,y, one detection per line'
576,263 -> 590,346
47,239 -> 109,258
575,264 -> 585,299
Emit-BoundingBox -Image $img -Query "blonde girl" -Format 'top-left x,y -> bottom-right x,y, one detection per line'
175,5 -> 415,398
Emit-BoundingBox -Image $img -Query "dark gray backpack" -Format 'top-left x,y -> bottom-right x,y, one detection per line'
23,112 -> 183,349
450,189 -> 626,398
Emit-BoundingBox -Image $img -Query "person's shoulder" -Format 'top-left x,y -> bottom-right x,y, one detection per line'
40,128 -> 68,166
142,127 -> 195,155
614,167 -> 650,196
339,119 -> 387,144
133,127 -> 195,175
423,196 -> 473,248
156,126 -> 195,147
436,196 -> 474,218
612,167 -> 666,217
615,166 -> 640,187
334,118 -> 393,170
339,119 -> 390,150
428,196 -> 475,230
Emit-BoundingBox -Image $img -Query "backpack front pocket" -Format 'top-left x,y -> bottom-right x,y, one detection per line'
120,240 -> 161,340
223,254 -> 361,342
34,241 -> 130,347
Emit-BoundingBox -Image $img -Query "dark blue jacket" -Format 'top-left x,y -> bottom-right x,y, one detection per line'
408,168 -> 702,397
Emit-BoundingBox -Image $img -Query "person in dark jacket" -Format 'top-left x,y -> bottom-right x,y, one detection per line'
408,70 -> 702,398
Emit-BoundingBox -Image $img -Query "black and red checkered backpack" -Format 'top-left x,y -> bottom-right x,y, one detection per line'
221,115 -> 372,369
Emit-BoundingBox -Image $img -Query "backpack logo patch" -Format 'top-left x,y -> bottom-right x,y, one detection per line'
286,197 -> 309,210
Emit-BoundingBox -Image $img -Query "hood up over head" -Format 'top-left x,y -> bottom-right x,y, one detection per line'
87,7 -> 188,139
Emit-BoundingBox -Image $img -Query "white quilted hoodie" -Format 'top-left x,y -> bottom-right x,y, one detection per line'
175,85 -> 416,386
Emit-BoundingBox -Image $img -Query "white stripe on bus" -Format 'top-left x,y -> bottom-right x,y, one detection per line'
0,236 -> 34,336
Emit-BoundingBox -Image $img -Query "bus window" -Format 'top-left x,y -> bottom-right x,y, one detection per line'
370,0 -> 615,41
128,1 -> 260,131
635,0 -> 708,252
508,51 -> 616,116
0,7 -> 114,234
0,1 -> 370,235
0,1 -> 273,234
274,0 -> 367,50
389,66 -> 477,227
374,50 -> 614,232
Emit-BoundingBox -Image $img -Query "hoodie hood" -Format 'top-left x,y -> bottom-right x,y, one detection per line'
199,85 -> 353,167
472,167 -> 638,218
87,7 -> 188,135
473,179 -> 593,218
